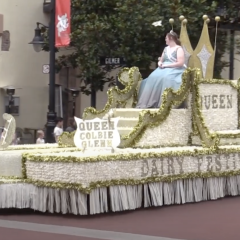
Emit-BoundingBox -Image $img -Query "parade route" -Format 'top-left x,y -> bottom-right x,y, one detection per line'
1,196 -> 240,240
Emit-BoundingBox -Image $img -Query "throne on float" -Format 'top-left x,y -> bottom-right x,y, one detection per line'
61,15 -> 240,149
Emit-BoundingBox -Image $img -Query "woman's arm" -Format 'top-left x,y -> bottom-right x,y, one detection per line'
163,47 -> 185,68
158,49 -> 165,67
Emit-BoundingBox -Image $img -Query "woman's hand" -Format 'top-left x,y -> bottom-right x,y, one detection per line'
158,61 -> 163,68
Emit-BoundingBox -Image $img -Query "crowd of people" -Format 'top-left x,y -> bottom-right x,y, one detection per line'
0,117 -> 76,145
36,117 -> 76,144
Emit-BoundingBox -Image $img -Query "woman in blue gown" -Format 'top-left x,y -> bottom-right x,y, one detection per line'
136,31 -> 186,108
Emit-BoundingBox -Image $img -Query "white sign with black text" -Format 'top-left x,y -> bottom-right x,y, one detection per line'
74,117 -> 121,149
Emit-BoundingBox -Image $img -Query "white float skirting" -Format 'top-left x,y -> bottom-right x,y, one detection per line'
0,176 -> 239,215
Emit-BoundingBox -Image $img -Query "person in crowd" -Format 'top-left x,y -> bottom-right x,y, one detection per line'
136,30 -> 186,109
53,117 -> 63,143
36,130 -> 45,144
65,117 -> 76,133
11,132 -> 20,145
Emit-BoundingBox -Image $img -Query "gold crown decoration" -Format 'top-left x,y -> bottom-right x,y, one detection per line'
179,16 -> 194,69
169,18 -> 174,30
176,15 -> 220,79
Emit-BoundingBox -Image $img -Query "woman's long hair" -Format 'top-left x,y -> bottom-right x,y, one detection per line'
167,31 -> 181,46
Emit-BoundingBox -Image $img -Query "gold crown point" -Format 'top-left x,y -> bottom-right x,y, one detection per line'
215,16 -> 221,22
203,15 -> 208,20
169,18 -> 174,24
179,15 -> 185,21
178,15 -> 215,79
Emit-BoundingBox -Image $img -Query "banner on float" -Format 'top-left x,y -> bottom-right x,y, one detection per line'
55,0 -> 71,47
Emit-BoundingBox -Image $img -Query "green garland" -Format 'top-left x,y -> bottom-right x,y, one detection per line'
83,67 -> 142,120
2,169 -> 240,194
191,70 -> 220,149
23,146 -> 240,163
218,133 -> 240,139
0,176 -> 23,180
191,74 -> 240,148
21,148 -> 79,179
58,131 -> 75,148
55,67 -> 240,149
119,68 -> 192,148
0,146 -> 240,193
0,145 -> 62,151
198,78 -> 239,89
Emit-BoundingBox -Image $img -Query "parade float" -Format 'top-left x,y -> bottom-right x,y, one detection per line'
1,15 -> 240,215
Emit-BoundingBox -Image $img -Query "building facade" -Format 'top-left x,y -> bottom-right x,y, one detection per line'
0,0 -> 109,137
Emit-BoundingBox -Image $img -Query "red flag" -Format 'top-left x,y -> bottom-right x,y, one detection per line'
55,0 -> 71,47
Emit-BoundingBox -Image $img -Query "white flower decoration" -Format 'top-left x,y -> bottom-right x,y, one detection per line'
102,109 -> 114,121
152,20 -> 162,27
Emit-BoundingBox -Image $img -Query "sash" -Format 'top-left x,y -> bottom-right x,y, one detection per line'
166,46 -> 187,68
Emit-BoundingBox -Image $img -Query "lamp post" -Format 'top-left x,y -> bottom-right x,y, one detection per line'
67,88 -> 80,116
29,0 -> 56,143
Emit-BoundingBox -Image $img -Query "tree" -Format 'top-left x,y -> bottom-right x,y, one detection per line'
67,0 -> 165,96
46,0 -> 165,106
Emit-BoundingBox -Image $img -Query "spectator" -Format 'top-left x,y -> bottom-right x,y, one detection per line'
65,117 -> 76,133
53,117 -> 63,143
36,130 -> 45,144
11,132 -> 20,145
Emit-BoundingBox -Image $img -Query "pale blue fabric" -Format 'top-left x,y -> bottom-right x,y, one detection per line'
136,47 -> 185,108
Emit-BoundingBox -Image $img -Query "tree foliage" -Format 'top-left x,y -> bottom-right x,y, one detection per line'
43,0 -> 239,95
67,0 -> 164,94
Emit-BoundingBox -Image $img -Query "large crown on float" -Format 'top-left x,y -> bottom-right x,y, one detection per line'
175,15 -> 220,79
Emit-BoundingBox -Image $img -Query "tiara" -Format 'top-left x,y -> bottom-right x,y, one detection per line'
170,30 -> 176,36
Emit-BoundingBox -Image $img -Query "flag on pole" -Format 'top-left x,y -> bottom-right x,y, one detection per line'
55,0 -> 71,47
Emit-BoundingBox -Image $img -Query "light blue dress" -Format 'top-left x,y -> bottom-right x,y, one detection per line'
136,46 -> 185,108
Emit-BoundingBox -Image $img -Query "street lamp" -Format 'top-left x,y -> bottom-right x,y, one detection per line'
29,0 -> 56,143
67,88 -> 80,116
28,23 -> 45,52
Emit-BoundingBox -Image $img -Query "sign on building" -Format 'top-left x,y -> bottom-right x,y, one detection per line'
99,57 -> 126,66
42,64 -> 50,74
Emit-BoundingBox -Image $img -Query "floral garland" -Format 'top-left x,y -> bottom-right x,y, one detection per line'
22,146 -> 240,163
191,75 -> 240,149
4,146 -> 240,194
82,67 -> 142,120
191,70 -> 220,149
59,67 -> 240,149
1,169 -> 239,194
58,131 -> 75,148
119,68 -> 192,148
0,143 -> 60,151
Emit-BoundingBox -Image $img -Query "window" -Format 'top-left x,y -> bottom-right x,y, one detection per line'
4,96 -> 20,115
